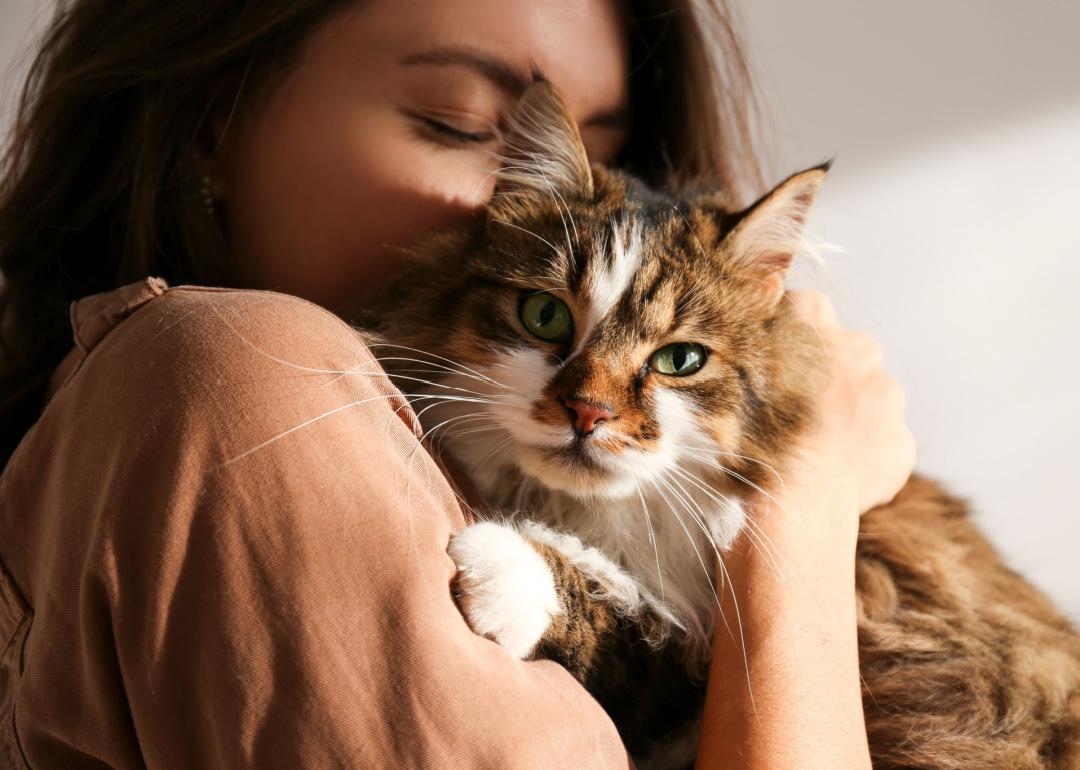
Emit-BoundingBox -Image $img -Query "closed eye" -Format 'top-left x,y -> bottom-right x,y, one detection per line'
417,115 -> 494,145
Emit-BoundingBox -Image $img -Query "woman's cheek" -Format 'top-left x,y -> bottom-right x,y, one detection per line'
311,125 -> 498,304
226,102 -> 499,308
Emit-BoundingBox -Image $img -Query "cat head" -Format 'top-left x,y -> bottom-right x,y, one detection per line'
369,82 -> 828,503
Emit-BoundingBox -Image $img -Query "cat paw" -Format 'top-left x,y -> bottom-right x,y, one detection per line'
448,522 -> 561,659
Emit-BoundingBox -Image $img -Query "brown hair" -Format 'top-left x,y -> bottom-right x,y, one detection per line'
0,0 -> 764,464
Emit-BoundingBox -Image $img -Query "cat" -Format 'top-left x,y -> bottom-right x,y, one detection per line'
357,82 -> 1080,769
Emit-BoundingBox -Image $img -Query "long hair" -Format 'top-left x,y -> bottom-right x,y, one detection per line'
0,0 -> 764,465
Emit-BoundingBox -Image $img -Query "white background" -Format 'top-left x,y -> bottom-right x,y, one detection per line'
739,0 -> 1080,622
3,1 -> 1078,620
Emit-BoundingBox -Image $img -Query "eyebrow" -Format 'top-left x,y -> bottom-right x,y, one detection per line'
400,45 -> 534,95
399,45 -> 629,130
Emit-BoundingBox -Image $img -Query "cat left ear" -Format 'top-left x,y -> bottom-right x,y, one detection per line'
491,80 -> 594,202
720,163 -> 829,312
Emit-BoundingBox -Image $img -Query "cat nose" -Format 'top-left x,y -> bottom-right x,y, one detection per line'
560,397 -> 615,437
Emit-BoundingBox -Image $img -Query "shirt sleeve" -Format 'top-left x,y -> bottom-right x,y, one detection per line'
58,287 -> 632,769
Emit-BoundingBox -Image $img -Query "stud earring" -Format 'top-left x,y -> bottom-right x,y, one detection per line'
199,175 -> 216,214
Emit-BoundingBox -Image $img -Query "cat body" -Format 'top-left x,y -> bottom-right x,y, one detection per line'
359,83 -> 1080,768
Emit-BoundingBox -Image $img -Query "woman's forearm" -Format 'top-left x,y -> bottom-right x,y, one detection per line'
694,290 -> 911,768
696,485 -> 871,770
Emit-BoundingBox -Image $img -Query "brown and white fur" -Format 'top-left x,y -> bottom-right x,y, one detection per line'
358,83 -> 1080,769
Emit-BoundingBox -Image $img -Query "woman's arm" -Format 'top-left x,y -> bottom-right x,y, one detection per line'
4,286 -> 632,769
696,290 -> 916,769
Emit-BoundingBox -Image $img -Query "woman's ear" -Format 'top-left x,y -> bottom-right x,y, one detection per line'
718,163 -> 829,312
490,80 -> 594,206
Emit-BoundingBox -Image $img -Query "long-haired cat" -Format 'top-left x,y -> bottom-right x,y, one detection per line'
358,82 -> 1080,769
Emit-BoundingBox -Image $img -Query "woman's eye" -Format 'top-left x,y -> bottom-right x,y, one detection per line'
519,292 -> 573,344
420,116 -> 494,145
649,342 -> 707,376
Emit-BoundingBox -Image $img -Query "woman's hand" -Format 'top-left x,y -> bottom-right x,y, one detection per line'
786,289 -> 916,517
696,290 -> 915,770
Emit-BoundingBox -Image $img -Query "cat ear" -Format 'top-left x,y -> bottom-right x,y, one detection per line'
720,163 -> 829,311
492,80 -> 594,201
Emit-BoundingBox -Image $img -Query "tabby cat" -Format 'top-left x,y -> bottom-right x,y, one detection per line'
359,82 -> 1080,769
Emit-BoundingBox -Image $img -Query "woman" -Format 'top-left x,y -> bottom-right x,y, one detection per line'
0,0 -> 913,767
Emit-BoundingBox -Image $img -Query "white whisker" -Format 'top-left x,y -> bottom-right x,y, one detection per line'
371,354 -> 513,391
633,478 -> 665,602
672,443 -> 785,490
676,447 -> 790,516
668,464 -> 787,580
490,217 -> 561,255
367,342 -> 511,389
661,470 -> 759,718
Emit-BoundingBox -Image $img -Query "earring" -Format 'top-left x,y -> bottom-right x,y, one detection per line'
199,175 -> 216,214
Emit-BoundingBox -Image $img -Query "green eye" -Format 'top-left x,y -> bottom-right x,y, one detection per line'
520,292 -> 573,343
650,342 -> 707,376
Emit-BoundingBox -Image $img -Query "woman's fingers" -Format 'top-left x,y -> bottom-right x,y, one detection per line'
784,289 -> 915,514
787,289 -> 840,328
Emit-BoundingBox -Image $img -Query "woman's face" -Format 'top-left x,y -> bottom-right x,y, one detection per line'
213,0 -> 630,311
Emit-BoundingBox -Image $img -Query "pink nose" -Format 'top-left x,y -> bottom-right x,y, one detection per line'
561,398 -> 615,437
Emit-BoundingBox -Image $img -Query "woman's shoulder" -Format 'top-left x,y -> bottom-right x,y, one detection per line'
93,282 -> 366,368
71,282 -> 369,387
47,281 -> 420,461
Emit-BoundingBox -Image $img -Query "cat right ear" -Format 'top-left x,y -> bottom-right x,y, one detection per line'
490,80 -> 595,205
719,163 -> 829,312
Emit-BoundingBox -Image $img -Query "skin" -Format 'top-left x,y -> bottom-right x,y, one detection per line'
699,291 -> 915,769
210,0 -> 630,311
204,0 -> 915,765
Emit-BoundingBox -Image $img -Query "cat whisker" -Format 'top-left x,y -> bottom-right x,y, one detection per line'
739,515 -> 790,581
672,443 -> 786,490
708,542 -> 759,719
667,464 -> 788,581
490,217 -> 561,256
371,354 -> 516,392
213,306 -> 380,383
659,471 -> 725,574
428,416 -> 502,450
401,412 -> 491,533
387,370 -> 518,402
424,413 -> 487,442
219,391 -> 458,467
276,365 -> 509,409
410,396 -> 490,426
651,473 -> 722,612
633,478 -> 666,602
548,178 -> 580,249
398,393 -> 499,411
672,204 -> 712,269
438,422 -> 503,450
383,392 -> 499,436
521,150 -> 579,272
425,415 -> 498,453
468,434 -> 518,482
409,412 -> 487,459
675,448 -> 791,518
379,371 -> 504,400
367,342 -> 512,389
660,471 -> 759,717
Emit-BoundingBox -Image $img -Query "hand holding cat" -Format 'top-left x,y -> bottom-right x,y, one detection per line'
699,289 -> 912,770
785,288 -> 917,518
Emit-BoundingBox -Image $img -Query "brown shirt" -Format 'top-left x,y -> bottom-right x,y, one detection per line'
0,279 -> 631,769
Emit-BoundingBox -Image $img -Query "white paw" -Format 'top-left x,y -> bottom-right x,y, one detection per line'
448,522 -> 560,659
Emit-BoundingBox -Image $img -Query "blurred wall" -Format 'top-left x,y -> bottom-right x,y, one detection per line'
0,0 -> 48,146
2,1 -> 1078,619
739,0 -> 1080,620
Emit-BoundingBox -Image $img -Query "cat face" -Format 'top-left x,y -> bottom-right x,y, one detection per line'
369,83 -> 826,502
